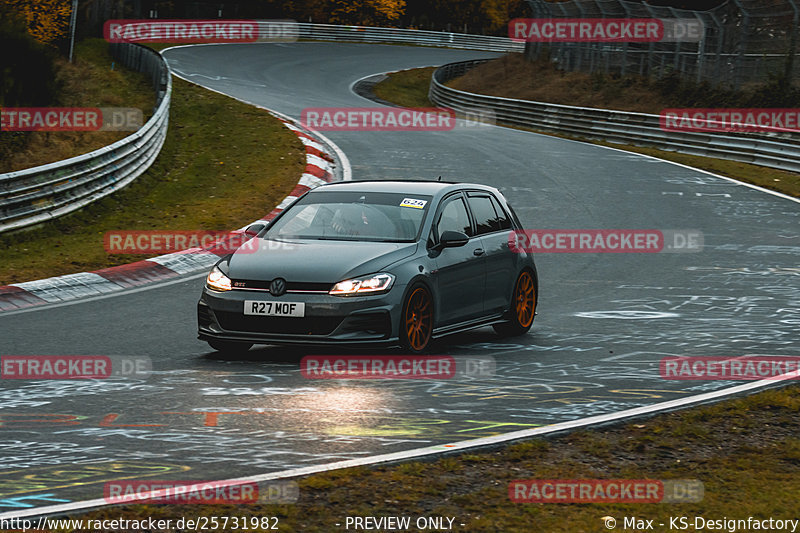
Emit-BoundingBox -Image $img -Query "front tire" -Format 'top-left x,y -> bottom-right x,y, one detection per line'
207,339 -> 253,353
400,284 -> 434,354
493,270 -> 536,338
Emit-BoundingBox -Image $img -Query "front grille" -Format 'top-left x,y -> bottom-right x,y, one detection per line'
215,311 -> 342,335
231,279 -> 332,292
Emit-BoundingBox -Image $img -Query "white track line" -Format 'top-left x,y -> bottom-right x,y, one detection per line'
351,66 -> 798,205
2,371 -> 792,520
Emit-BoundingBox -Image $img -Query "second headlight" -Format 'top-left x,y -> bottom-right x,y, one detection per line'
329,273 -> 395,296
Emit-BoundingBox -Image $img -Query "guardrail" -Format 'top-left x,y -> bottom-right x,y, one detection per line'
0,43 -> 171,234
5,26 -> 794,235
0,26 -> 514,234
294,23 -> 524,53
430,59 -> 800,174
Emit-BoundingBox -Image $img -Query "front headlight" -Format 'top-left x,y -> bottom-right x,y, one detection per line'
206,265 -> 232,291
329,273 -> 395,296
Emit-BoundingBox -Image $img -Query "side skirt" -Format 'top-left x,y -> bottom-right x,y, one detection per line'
431,313 -> 507,339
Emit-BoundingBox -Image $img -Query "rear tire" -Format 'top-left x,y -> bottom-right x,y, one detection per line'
493,270 -> 536,338
400,284 -> 434,354
207,339 -> 253,353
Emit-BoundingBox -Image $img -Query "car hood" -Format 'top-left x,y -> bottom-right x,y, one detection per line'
223,238 -> 418,283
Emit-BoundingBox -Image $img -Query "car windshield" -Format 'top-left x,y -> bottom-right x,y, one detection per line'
265,190 -> 433,242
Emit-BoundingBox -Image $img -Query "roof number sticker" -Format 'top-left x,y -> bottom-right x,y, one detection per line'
400,198 -> 428,209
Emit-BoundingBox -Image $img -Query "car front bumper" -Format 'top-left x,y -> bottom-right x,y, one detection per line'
197,284 -> 405,346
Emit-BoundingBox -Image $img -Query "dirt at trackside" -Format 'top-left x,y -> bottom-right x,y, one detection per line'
447,54 -> 670,114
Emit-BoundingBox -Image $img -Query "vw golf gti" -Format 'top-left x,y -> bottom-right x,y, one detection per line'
198,180 -> 538,353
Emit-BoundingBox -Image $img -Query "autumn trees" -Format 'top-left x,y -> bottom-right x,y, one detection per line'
1,0 -> 72,46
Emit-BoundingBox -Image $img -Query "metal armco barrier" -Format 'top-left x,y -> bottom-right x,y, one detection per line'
293,23 -> 524,53
0,43 -> 170,234
4,25 -> 796,235
0,26 -> 513,234
430,59 -> 800,174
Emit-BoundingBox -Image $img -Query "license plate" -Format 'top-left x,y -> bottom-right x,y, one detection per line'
244,300 -> 305,317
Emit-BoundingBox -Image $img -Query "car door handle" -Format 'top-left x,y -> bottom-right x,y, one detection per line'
473,248 -> 485,256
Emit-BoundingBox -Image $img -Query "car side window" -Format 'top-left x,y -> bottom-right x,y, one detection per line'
468,194 -> 511,235
468,195 -> 499,235
431,196 -> 472,245
489,195 -> 512,230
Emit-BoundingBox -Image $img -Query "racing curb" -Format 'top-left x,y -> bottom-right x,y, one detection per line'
0,113 -> 342,312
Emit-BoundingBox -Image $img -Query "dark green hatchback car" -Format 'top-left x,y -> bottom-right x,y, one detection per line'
198,180 -> 537,353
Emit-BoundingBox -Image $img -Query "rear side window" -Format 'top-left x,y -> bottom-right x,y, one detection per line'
489,195 -> 512,230
468,194 -> 511,235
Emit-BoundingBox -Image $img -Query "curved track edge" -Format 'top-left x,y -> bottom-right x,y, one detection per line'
0,48 -> 350,315
1,371 -> 792,519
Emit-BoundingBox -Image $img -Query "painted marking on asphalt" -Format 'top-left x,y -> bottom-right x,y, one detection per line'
13,273 -> 122,303
275,196 -> 298,210
297,135 -> 326,152
146,252 -> 219,275
306,153 -> 334,173
1,371 -> 793,519
0,272 -> 208,317
300,173 -> 329,188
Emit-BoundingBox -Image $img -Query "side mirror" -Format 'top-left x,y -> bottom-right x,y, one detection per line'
439,230 -> 469,248
244,223 -> 266,238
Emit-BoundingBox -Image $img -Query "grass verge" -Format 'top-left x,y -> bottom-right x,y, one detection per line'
0,70 -> 305,285
0,38 -> 156,173
53,383 -> 800,531
372,66 -> 800,198
373,67 -> 438,109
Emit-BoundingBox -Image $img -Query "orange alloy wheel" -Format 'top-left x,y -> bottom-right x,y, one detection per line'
515,271 -> 536,328
404,286 -> 433,352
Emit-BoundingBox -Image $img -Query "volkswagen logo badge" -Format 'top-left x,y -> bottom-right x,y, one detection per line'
269,278 -> 287,297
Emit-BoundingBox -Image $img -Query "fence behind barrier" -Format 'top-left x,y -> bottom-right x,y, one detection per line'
430,59 -> 800,173
525,0 -> 800,89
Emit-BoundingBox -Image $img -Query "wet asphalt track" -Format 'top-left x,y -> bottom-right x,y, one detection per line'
0,42 -> 799,512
